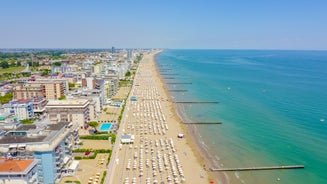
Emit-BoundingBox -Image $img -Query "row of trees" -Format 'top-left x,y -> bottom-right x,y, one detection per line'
0,60 -> 42,69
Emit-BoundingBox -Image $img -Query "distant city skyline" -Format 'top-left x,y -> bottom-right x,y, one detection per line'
1,0 -> 327,50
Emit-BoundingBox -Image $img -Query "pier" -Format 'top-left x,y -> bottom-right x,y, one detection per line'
160,73 -> 179,76
174,101 -> 219,104
210,165 -> 304,172
168,90 -> 188,92
159,69 -> 172,71
166,82 -> 192,84
163,77 -> 175,79
184,122 -> 222,125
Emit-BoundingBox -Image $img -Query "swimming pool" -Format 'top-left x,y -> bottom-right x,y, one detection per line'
99,123 -> 112,131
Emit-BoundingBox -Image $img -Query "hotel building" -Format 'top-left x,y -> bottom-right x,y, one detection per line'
45,99 -> 92,128
0,122 -> 79,184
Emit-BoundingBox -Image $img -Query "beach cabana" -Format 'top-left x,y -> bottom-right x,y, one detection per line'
177,133 -> 184,138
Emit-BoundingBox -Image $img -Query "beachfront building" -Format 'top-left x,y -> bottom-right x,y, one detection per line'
0,158 -> 39,184
2,99 -> 34,120
0,122 -> 79,184
46,99 -> 92,128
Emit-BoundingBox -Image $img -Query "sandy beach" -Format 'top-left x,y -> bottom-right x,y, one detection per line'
109,51 -> 211,184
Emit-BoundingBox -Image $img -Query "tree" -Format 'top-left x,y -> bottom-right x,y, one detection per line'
58,95 -> 66,100
88,121 -> 99,128
68,82 -> 76,89
17,61 -> 21,66
0,61 -> 9,68
125,71 -> 131,77
41,69 -> 50,76
21,119 -> 34,124
52,62 -> 62,66
0,92 -> 13,104
34,61 -> 39,67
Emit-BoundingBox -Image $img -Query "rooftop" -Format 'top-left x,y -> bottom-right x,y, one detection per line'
0,122 -> 68,144
47,99 -> 89,106
0,158 -> 37,174
16,124 -> 36,131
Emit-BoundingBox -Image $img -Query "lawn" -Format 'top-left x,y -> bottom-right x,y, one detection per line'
0,66 -> 26,75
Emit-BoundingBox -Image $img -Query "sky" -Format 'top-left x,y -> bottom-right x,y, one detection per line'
1,0 -> 327,50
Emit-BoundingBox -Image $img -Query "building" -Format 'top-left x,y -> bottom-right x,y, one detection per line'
68,89 -> 103,115
32,97 -> 48,115
0,158 -> 39,184
93,63 -> 104,74
13,79 -> 67,100
13,83 -> 44,100
0,122 -> 79,184
2,99 -> 34,120
35,79 -> 69,94
46,99 -> 91,128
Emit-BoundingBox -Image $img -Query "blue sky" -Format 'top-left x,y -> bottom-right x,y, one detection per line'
1,0 -> 327,49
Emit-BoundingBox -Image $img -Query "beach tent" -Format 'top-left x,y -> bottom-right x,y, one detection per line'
177,134 -> 184,138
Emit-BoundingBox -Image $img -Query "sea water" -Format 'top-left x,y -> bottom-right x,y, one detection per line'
156,50 -> 327,184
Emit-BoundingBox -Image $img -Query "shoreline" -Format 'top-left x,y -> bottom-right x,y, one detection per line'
154,51 -> 229,184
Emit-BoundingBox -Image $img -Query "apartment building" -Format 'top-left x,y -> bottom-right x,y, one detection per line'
13,80 -> 66,100
46,99 -> 92,128
2,99 -> 34,120
0,122 -> 79,184
0,159 -> 39,184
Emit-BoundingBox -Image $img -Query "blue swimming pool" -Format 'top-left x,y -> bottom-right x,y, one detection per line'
99,123 -> 112,131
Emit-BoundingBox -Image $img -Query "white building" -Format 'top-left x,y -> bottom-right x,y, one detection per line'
46,99 -> 92,128
2,99 -> 34,120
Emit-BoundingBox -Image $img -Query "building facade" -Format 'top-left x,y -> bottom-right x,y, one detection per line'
2,99 -> 34,120
0,159 -> 39,184
46,99 -> 91,128
0,122 -> 79,184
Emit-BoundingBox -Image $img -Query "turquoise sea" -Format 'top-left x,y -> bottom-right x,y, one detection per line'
156,50 -> 327,184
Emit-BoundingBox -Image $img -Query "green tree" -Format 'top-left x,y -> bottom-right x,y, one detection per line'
41,69 -> 50,76
88,121 -> 99,128
16,61 -> 21,66
52,62 -> 62,66
58,95 -> 66,100
68,82 -> 76,88
0,61 -> 9,68
125,71 -> 131,77
21,119 -> 34,124
0,93 -> 13,104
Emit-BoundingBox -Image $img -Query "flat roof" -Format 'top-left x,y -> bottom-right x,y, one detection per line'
16,124 -> 36,131
0,158 -> 36,173
0,135 -> 46,144
0,123 -> 68,144
47,99 -> 89,106
47,122 -> 68,131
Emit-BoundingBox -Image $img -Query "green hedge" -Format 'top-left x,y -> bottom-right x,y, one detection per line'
73,148 -> 110,153
79,134 -> 116,144
73,149 -> 111,160
101,171 -> 107,184
79,135 -> 110,140
64,180 -> 81,184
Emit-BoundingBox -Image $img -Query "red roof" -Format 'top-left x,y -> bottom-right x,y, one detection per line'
0,158 -> 34,173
